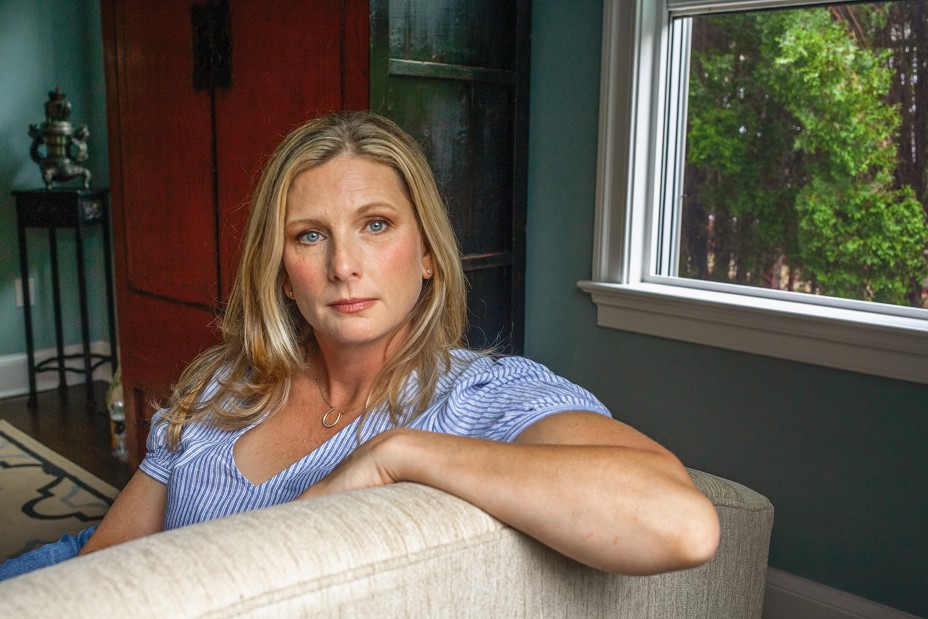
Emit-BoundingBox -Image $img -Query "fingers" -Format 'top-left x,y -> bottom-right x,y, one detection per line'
297,431 -> 403,500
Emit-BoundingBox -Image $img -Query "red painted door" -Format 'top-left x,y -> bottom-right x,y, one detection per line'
101,0 -> 369,468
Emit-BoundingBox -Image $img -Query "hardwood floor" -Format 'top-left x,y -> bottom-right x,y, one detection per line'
0,381 -> 132,490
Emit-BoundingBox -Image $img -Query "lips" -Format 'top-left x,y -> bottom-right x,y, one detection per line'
328,298 -> 376,313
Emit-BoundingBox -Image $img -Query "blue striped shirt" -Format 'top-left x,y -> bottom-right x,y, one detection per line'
140,351 -> 611,530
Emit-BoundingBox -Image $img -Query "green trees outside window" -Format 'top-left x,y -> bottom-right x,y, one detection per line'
681,2 -> 928,307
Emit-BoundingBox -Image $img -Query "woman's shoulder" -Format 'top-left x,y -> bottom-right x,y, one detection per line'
412,349 -> 610,440
441,349 -> 611,414
448,347 -> 557,371
442,349 -> 575,391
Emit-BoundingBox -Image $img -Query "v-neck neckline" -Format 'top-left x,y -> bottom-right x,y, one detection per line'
229,412 -> 365,488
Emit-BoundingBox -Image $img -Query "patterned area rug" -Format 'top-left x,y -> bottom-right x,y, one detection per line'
0,420 -> 117,561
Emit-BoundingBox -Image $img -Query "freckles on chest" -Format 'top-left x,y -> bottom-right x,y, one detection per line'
260,394 -> 336,449
233,404 -> 346,487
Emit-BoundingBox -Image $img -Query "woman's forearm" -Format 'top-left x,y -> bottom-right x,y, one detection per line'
385,430 -> 719,575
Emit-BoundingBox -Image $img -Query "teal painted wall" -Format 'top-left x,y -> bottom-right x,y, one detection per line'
0,0 -> 110,357
525,1 -> 928,616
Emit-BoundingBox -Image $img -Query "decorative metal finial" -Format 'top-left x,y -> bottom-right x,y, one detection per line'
28,87 -> 91,189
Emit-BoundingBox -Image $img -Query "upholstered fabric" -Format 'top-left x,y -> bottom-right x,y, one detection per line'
0,470 -> 773,618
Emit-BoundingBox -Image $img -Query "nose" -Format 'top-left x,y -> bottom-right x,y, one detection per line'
327,235 -> 362,281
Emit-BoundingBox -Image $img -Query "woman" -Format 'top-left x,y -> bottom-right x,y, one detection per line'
5,111 -> 718,578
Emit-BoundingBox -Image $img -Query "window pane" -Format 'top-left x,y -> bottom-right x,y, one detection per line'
676,1 -> 928,308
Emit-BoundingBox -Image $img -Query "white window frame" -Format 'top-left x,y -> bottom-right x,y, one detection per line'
578,0 -> 928,385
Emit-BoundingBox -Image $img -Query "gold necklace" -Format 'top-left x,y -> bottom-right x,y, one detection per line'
314,374 -> 347,428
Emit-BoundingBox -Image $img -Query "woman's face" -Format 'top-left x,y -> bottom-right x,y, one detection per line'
282,154 -> 432,354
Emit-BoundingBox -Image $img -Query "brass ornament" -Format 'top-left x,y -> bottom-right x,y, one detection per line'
29,88 -> 91,189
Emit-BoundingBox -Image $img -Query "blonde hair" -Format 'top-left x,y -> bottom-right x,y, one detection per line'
161,111 -> 467,448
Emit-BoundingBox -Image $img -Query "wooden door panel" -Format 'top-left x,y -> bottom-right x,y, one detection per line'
215,0 -> 370,296
109,1 -> 217,308
382,78 -> 515,256
117,294 -> 217,464
103,0 -> 371,468
129,385 -> 161,466
380,0 -> 516,69
118,294 -> 217,394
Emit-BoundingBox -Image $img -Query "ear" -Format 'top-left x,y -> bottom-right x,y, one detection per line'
422,249 -> 434,279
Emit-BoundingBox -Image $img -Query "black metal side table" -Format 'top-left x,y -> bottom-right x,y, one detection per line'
12,188 -> 118,407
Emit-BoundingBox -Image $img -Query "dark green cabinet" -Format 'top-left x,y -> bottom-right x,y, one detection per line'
371,0 -> 530,352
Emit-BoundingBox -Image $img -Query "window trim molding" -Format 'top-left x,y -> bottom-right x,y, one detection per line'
581,0 -> 928,385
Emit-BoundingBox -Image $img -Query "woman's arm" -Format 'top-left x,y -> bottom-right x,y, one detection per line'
78,470 -> 167,555
298,411 -> 719,575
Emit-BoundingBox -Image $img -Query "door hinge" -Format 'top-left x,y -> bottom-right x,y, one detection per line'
191,0 -> 232,92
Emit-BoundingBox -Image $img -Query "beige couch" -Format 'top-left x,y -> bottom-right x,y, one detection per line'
0,470 -> 772,618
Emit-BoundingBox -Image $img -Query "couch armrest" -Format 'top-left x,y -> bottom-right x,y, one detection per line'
685,468 -> 775,616
0,471 -> 772,618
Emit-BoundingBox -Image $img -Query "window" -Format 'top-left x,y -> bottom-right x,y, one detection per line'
579,0 -> 928,384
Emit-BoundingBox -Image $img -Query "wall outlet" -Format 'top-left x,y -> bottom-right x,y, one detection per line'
14,277 -> 36,307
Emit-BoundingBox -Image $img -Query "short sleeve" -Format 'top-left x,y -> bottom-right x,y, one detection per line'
138,410 -> 178,485
420,355 -> 612,442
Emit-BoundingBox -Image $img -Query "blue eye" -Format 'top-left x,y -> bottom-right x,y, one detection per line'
298,230 -> 323,244
367,220 -> 387,233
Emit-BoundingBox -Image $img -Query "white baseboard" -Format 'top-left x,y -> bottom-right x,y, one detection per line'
0,341 -> 114,400
764,568 -> 920,619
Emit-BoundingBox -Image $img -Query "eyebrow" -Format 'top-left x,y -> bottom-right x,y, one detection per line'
284,202 -> 403,228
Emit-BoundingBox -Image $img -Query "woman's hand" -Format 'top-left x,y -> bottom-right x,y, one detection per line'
297,430 -> 405,500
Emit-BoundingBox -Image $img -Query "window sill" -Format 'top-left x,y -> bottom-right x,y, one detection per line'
578,280 -> 928,385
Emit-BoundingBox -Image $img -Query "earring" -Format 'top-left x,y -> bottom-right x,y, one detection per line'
287,290 -> 294,298
426,268 -> 433,276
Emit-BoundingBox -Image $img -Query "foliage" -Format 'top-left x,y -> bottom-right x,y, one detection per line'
682,4 -> 928,305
